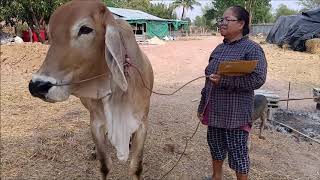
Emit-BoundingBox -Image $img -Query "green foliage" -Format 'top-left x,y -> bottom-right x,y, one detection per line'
0,0 -> 180,27
299,0 -> 320,10
146,3 -> 177,19
274,4 -> 299,20
203,6 -> 217,29
211,0 -> 244,18
251,0 -> 273,23
105,0 -> 176,19
15,22 -> 29,32
0,0 -> 69,24
0,0 -> 181,40
101,0 -> 120,7
194,15 -> 206,27
113,0 -> 150,11
203,0 -> 273,29
0,0 -> 69,42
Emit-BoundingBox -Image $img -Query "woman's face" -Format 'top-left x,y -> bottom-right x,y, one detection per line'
218,8 -> 245,38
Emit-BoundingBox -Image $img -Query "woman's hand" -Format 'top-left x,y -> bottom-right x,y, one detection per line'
197,112 -> 203,120
209,74 -> 221,85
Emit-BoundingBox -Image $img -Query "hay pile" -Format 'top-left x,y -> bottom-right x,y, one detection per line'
147,36 -> 165,45
305,38 -> 320,54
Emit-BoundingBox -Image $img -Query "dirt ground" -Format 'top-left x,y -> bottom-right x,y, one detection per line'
1,36 -> 320,180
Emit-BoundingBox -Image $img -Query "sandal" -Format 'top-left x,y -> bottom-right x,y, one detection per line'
202,176 -> 213,180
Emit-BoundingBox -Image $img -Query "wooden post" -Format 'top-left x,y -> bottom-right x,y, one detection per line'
287,82 -> 291,110
135,23 -> 137,35
144,23 -> 146,42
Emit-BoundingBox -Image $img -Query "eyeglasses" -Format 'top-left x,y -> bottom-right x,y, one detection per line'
217,17 -> 239,25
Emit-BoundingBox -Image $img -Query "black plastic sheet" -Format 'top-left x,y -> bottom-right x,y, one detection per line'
266,8 -> 320,52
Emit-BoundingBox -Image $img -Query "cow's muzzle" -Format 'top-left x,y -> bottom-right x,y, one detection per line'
29,80 -> 53,99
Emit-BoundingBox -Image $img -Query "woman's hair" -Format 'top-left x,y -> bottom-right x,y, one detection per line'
230,6 -> 250,36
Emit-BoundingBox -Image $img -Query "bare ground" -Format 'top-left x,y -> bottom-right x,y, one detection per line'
1,36 -> 320,180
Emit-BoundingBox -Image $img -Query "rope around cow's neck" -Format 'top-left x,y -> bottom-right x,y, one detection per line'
126,62 -> 209,95
51,73 -> 108,86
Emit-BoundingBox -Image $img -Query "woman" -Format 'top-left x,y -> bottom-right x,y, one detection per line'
198,6 -> 267,180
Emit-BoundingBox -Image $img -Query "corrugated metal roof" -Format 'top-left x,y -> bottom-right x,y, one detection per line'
107,7 -> 167,21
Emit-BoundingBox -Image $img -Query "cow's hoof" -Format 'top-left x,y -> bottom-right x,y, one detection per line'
89,146 -> 97,160
90,151 -> 97,160
129,136 -> 133,150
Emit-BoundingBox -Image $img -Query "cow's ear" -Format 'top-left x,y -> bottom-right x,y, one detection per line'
104,20 -> 128,92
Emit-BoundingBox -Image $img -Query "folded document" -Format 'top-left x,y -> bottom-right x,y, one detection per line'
217,60 -> 258,76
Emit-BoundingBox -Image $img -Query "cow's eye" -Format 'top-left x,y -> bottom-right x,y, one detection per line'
78,26 -> 93,36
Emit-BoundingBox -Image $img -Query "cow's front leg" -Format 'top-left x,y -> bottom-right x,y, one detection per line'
129,122 -> 147,180
82,98 -> 111,180
91,115 -> 111,180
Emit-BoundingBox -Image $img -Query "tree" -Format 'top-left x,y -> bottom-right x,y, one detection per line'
209,0 -> 243,20
172,0 -> 201,19
114,0 -> 177,19
146,3 -> 177,19
203,5 -> 217,29
299,0 -> 320,10
194,15 -> 207,29
203,0 -> 273,29
251,0 -> 273,23
115,0 -> 150,12
0,0 -> 69,43
0,0 -> 180,42
274,4 -> 299,20
193,15 -> 208,34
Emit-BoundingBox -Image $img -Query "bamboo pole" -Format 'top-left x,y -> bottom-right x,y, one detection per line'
287,82 -> 291,109
268,119 -> 320,144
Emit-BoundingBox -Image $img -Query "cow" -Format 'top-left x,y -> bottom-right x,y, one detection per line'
28,0 -> 154,179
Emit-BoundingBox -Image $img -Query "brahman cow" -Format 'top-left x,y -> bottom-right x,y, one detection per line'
28,0 -> 154,179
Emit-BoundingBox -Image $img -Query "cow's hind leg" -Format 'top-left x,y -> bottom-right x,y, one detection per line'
129,123 -> 147,180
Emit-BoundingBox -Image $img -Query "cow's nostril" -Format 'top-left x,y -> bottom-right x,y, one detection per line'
29,80 -> 53,99
37,81 -> 53,93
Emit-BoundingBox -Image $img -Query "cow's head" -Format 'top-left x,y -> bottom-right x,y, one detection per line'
29,0 -> 128,102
